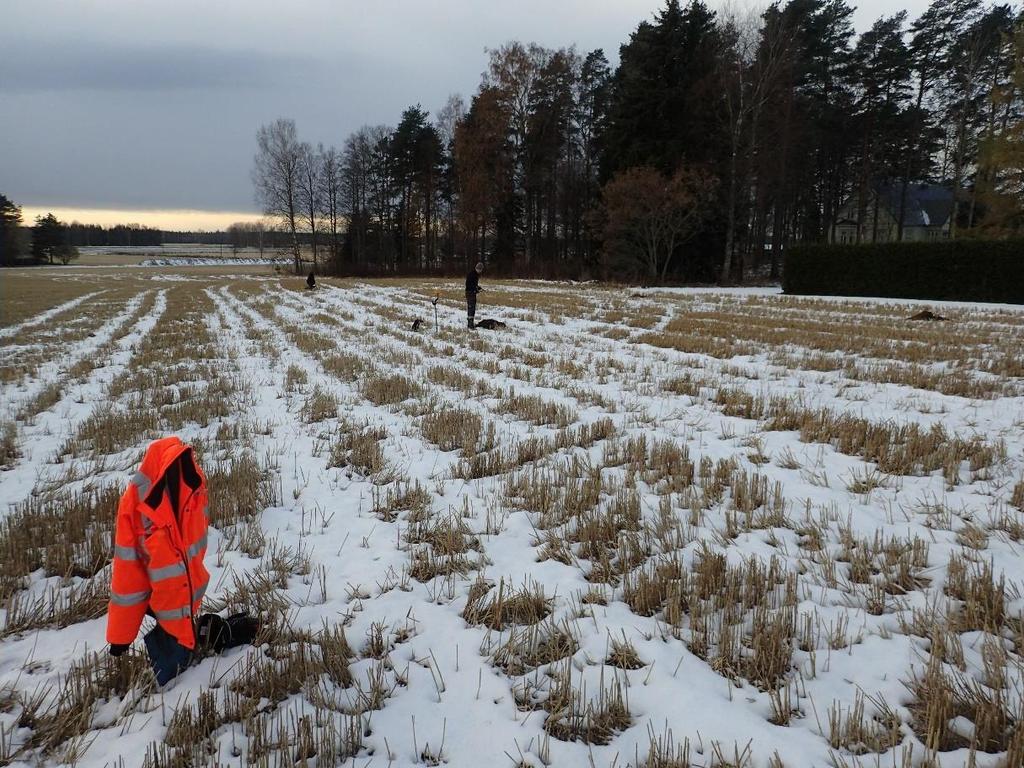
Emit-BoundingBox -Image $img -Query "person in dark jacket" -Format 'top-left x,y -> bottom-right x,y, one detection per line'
306,271 -> 316,290
465,262 -> 483,329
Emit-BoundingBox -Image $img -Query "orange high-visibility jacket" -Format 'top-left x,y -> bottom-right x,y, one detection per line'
107,437 -> 210,650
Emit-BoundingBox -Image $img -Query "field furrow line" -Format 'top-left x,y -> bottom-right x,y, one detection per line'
0,290 -> 153,417
0,290 -> 106,340
0,289 -> 168,506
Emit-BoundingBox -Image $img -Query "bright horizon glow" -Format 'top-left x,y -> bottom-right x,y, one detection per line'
20,206 -> 264,232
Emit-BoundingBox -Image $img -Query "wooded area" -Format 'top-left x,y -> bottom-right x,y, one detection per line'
251,0 -> 1024,283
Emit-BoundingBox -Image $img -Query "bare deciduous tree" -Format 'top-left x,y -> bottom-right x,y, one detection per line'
298,142 -> 322,269
436,95 -> 466,263
319,145 -> 344,271
253,119 -> 302,273
600,165 -> 718,281
436,94 -> 466,149
718,2 -> 790,284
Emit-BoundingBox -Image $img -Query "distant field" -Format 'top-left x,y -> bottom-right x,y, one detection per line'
72,245 -> 283,266
1,267 -> 1023,767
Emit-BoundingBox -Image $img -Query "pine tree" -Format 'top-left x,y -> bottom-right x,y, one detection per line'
753,0 -> 856,274
0,194 -> 23,267
32,213 -> 76,265
576,50 -> 612,270
604,0 -> 728,179
454,87 -> 514,268
976,25 -> 1024,233
526,48 -> 577,271
717,4 -> 791,283
943,4 -> 1018,233
849,13 -> 913,242
894,0 -> 984,237
391,106 -> 429,269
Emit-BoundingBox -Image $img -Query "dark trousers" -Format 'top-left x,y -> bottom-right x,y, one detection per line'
144,624 -> 193,685
466,292 -> 477,322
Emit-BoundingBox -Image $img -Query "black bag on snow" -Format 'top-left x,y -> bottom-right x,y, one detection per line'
196,611 -> 261,653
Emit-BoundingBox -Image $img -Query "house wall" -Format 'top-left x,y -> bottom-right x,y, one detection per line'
830,194 -> 949,244
834,224 -> 858,244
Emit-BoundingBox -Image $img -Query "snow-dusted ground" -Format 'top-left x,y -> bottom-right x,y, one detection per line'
79,245 -> 264,257
0,290 -> 105,339
73,245 -> 289,267
139,256 -> 289,267
0,275 -> 1022,767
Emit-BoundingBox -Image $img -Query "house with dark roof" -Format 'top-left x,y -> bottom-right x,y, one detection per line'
830,184 -> 954,244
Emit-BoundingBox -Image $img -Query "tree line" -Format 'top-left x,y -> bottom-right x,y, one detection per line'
253,0 -> 1024,283
0,197 -> 80,266
0,195 -> 298,266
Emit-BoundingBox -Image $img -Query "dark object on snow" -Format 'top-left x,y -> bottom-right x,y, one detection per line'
908,309 -> 947,321
306,271 -> 316,290
466,263 -> 483,328
412,318 -> 422,331
465,267 -> 481,295
144,624 -> 193,685
197,612 -> 260,653
143,612 -> 260,685
474,318 -> 507,331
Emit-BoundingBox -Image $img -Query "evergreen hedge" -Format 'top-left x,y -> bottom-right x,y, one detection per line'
783,240 -> 1024,304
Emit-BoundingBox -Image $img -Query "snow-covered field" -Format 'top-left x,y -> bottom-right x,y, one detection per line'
73,245 -> 289,267
138,256 -> 289,267
1,270 -> 1023,768
78,245 -> 262,258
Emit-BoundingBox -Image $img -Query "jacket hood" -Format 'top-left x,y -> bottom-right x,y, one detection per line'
138,436 -> 192,485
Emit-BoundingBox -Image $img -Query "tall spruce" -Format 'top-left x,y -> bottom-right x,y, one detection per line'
603,0 -> 730,279
849,13 -> 913,242
975,23 -> 1024,233
604,0 -> 728,178
0,194 -> 22,267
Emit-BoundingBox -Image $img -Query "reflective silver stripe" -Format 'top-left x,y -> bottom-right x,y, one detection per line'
148,561 -> 187,582
131,471 -> 151,498
140,514 -> 154,535
193,581 -> 208,604
154,605 -> 191,621
110,589 -> 151,607
186,535 -> 207,560
114,545 -> 139,561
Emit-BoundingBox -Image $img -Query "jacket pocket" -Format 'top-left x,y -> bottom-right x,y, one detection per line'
143,527 -> 191,612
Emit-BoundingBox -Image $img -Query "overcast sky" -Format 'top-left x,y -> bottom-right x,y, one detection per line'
1,0 -> 931,229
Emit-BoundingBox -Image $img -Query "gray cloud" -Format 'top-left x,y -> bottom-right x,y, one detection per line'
0,0 -> 932,219
0,42 -> 309,92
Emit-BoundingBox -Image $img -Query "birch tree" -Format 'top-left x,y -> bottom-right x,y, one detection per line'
298,142 -> 322,269
253,119 -> 303,273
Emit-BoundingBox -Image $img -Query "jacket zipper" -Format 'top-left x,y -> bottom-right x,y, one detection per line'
177,487 -> 198,646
